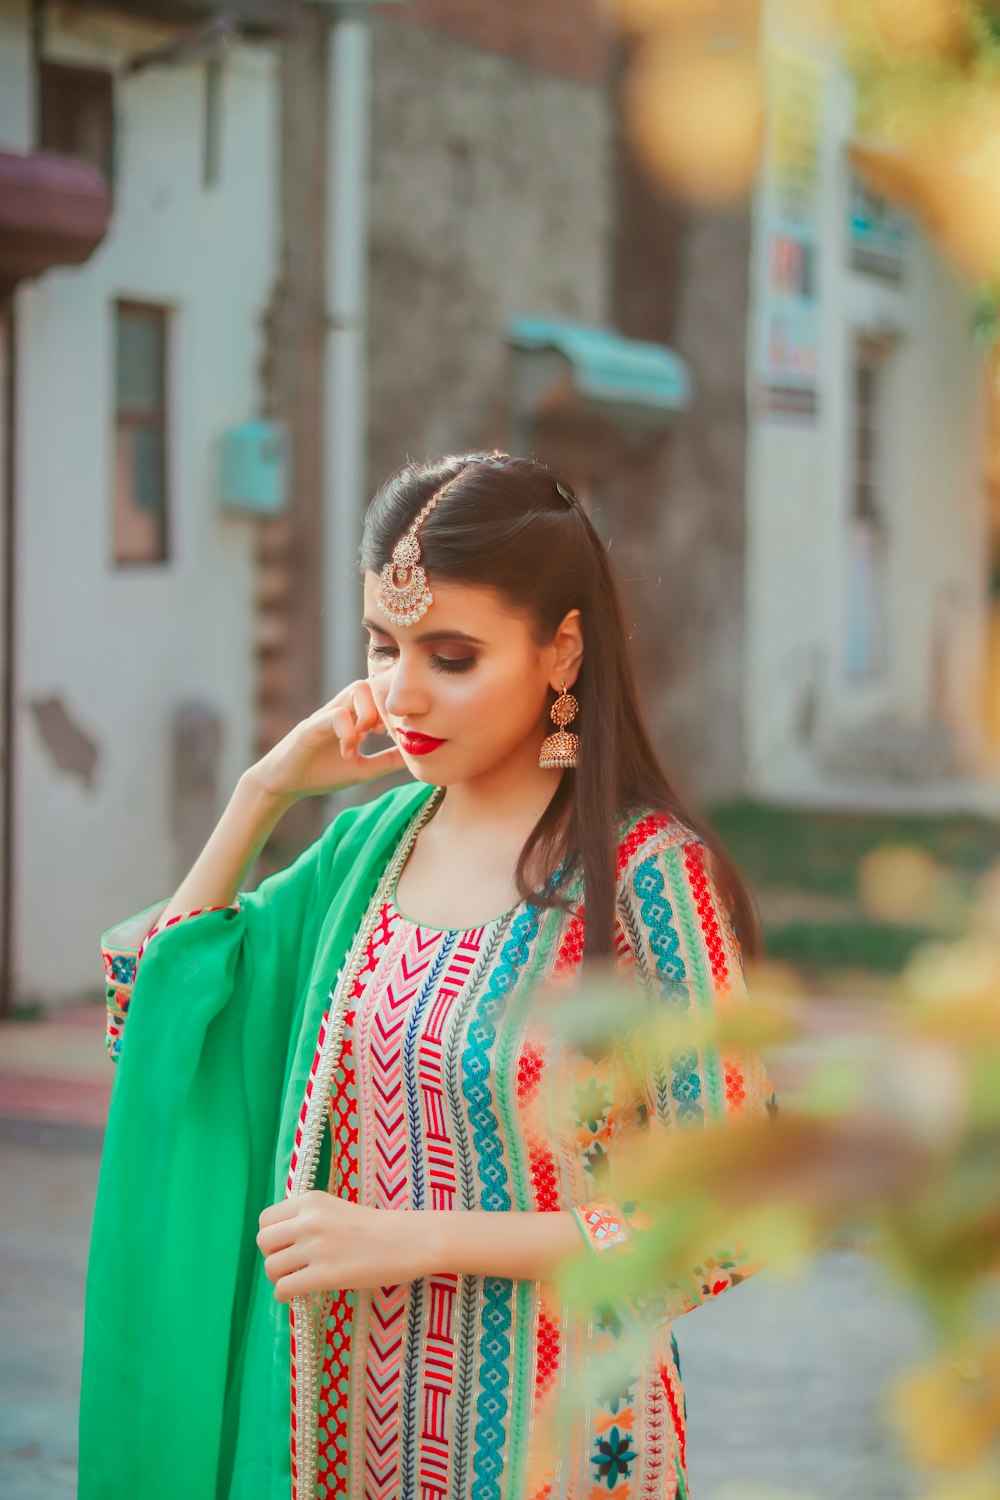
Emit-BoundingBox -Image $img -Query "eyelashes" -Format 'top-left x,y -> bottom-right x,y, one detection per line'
367,644 -> 476,675
430,656 -> 476,675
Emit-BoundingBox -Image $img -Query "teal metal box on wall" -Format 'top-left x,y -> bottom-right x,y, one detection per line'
218,420 -> 289,515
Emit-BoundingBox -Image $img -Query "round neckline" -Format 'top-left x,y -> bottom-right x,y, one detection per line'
387,886 -> 521,935
389,783 -> 525,934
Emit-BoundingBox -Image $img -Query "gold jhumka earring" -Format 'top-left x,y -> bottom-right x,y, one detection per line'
373,492 -> 442,627
539,682 -> 579,769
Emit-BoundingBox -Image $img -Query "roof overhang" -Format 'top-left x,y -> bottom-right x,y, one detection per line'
507,315 -> 692,431
0,151 -> 111,290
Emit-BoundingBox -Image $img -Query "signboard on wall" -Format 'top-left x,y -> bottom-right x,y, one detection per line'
767,46 -> 822,219
755,46 -> 824,419
848,171 -> 908,282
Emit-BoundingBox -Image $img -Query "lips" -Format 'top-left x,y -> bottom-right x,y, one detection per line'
395,730 -> 447,756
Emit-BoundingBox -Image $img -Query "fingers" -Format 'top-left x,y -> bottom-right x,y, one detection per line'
351,680 -> 386,736
261,1243 -> 309,1284
323,681 -> 387,760
327,705 -> 361,759
354,745 -> 406,782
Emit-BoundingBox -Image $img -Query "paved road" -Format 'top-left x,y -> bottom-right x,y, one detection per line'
1,1118 -> 932,1500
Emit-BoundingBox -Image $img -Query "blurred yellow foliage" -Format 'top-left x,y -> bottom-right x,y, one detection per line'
624,36 -> 766,203
837,0 -> 972,61
608,0 -> 760,38
886,1334 -> 1000,1469
552,842 -> 1000,1497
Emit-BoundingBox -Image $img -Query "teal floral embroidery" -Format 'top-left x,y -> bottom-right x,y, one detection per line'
633,853 -> 706,1124
110,955 -> 135,984
593,1426 -> 638,1488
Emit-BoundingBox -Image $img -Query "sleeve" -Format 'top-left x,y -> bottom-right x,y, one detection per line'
569,825 -> 777,1326
97,803 -> 351,1067
101,899 -> 239,1062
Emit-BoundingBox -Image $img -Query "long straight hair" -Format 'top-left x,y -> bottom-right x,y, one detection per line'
360,452 -> 762,964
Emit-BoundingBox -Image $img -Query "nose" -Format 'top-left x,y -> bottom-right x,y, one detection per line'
382,653 -> 430,722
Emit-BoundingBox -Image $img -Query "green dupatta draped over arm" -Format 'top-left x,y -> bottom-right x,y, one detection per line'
79,780 -> 434,1500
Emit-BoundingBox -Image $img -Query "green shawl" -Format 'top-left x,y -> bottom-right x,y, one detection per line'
79,778 -> 435,1500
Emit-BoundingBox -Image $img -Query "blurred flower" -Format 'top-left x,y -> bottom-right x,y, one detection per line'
624,35 -> 766,203
858,842 -> 945,924
885,1333 -> 1000,1469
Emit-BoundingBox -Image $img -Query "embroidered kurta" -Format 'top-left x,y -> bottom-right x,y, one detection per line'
93,786 -> 775,1500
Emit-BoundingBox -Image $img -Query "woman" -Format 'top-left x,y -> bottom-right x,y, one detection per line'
82,451 -> 775,1500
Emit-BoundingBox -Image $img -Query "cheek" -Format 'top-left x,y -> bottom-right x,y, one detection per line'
367,669 -> 390,715
462,659 -> 545,729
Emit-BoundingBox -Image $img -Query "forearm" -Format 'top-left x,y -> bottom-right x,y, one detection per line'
419,1209 -> 584,1282
413,1208 -> 765,1320
157,771 -> 297,928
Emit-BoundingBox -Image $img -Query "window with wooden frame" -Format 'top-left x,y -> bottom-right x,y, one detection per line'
113,302 -> 170,567
39,61 -> 115,183
845,332 -> 893,677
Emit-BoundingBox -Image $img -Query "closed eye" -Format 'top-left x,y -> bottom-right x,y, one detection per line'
367,642 -> 476,674
429,654 -> 475,674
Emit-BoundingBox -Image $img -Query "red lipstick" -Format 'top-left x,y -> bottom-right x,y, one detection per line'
395,730 -> 446,757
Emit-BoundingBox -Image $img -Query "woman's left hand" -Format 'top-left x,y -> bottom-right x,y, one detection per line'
256,1191 -> 432,1302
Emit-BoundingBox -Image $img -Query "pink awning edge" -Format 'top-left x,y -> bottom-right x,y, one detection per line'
0,149 -> 111,287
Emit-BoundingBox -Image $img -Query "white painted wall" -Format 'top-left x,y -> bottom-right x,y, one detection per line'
745,28 -> 992,803
2,8 -> 279,1001
0,0 -> 31,150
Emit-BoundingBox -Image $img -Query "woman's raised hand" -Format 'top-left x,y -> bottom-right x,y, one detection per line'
247,680 -> 405,801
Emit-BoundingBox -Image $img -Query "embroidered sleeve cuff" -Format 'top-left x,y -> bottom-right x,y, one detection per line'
100,898 -> 240,1062
135,900 -> 241,965
570,1201 -> 633,1254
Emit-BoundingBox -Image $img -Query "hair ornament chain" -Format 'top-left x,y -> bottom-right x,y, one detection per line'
373,491 -> 441,627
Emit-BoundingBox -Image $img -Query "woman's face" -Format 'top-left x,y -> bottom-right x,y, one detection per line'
362,572 -> 577,786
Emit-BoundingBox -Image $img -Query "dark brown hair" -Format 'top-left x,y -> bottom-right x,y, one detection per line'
360,452 -> 762,964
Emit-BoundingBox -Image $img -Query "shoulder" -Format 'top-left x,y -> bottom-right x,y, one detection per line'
613,804 -> 707,892
613,805 -> 741,968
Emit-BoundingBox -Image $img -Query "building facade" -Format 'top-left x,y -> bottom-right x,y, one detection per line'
744,15 -> 998,807
0,0 -> 625,1007
0,0 -> 280,1005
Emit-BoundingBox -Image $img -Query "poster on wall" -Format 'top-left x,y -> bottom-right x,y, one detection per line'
757,221 -> 820,417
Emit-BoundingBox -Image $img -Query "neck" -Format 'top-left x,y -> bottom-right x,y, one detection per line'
432,740 -> 565,842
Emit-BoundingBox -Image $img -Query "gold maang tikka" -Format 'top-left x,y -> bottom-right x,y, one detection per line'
374,492 -> 442,627
539,681 -> 579,769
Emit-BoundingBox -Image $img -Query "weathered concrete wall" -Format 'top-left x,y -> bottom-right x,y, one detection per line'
366,16 -> 614,490
648,209 -> 753,807
379,0 -> 607,85
607,35 -> 752,808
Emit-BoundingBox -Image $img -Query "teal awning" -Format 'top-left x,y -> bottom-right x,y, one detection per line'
507,315 -> 692,412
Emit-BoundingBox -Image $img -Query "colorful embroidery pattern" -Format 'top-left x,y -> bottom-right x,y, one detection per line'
100,809 -> 777,1500
101,900 -> 238,1060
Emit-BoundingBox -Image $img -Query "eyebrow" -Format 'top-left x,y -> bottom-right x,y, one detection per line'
362,617 -> 486,647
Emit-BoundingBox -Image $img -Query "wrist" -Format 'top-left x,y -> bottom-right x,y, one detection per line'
408,1209 -> 449,1279
239,767 -> 300,813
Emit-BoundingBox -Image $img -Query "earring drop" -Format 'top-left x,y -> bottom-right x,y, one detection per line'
539,682 -> 579,769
